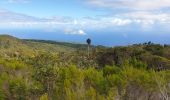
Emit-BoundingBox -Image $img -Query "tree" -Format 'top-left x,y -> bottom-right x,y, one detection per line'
86,38 -> 91,58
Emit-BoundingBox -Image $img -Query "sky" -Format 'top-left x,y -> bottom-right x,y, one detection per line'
0,0 -> 170,46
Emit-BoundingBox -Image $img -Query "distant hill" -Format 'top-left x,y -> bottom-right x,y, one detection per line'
0,35 -> 80,57
24,39 -> 88,49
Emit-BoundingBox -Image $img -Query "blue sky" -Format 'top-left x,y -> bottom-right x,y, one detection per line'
0,0 -> 170,46
0,0 -> 104,18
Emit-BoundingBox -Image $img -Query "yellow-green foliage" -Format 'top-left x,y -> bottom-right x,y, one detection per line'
0,55 -> 169,100
0,35 -> 170,100
0,35 -> 75,58
0,59 -> 26,70
53,65 -> 170,100
40,93 -> 48,100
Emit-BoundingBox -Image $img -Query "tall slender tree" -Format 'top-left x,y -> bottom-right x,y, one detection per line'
86,38 -> 91,58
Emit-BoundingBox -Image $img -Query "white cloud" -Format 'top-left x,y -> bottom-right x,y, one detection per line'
0,9 -> 38,22
122,12 -> 169,20
85,0 -> 170,10
1,9 -> 170,31
111,18 -> 132,26
84,0 -> 170,29
123,11 -> 170,25
0,9 -> 134,30
6,0 -> 29,3
64,29 -> 86,35
78,30 -> 86,35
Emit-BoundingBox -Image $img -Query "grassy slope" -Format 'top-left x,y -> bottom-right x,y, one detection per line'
0,35 -> 76,57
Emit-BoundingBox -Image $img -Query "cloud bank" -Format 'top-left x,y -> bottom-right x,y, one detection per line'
85,0 -> 170,10
0,9 -> 170,32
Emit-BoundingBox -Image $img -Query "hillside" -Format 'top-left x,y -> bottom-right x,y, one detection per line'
0,35 -> 76,58
24,39 -> 89,49
0,35 -> 169,100
0,34 -> 170,70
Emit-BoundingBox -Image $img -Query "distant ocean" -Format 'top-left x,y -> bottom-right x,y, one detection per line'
0,29 -> 170,47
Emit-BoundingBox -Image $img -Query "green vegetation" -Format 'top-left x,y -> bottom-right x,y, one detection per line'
0,35 -> 169,100
24,39 -> 90,49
